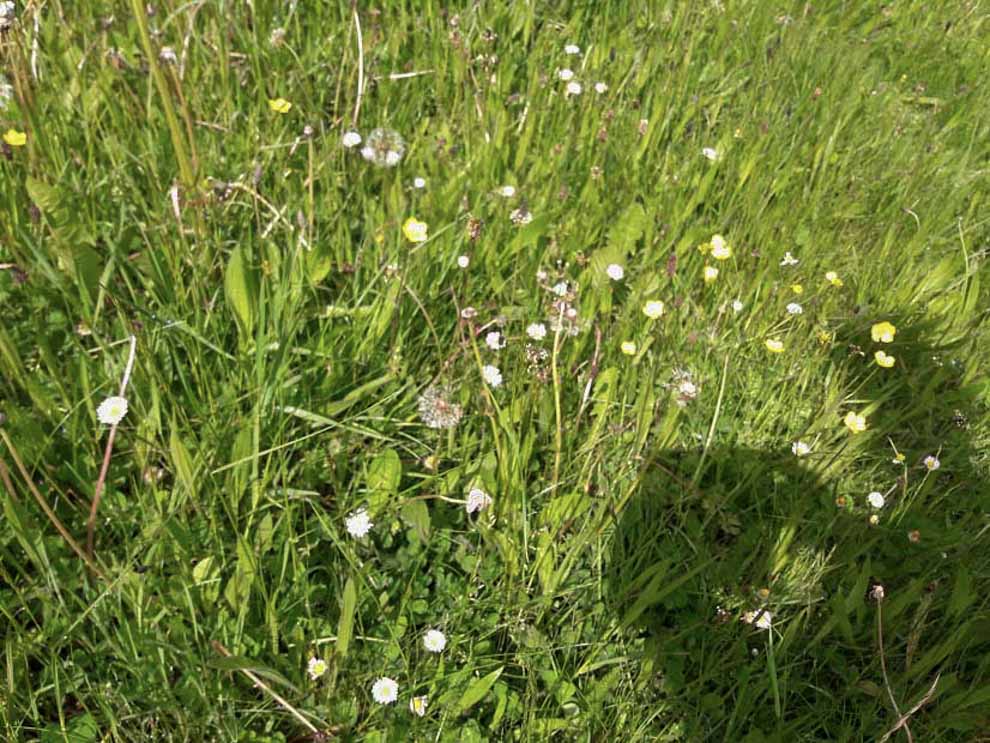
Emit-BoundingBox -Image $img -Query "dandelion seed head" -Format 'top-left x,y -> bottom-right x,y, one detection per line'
361,128 -> 405,167
417,385 -> 463,429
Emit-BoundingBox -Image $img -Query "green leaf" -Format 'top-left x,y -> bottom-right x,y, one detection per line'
25,177 -> 62,216
458,667 -> 504,714
400,499 -> 431,543
169,424 -> 197,498
337,576 -> 357,659
366,447 -> 402,494
224,246 -> 257,341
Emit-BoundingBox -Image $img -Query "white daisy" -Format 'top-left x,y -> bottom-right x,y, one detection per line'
605,263 -> 624,281
96,396 -> 129,425
791,441 -> 811,457
786,302 -> 803,315
867,491 -> 885,509
924,455 -> 940,471
307,657 -> 328,680
481,364 -> 503,387
465,487 -> 492,514
564,44 -> 581,55
344,508 -> 373,538
594,82 -> 608,94
341,130 -> 362,148
371,677 -> 399,704
423,629 -> 447,653
557,68 -> 574,81
526,322 -> 547,340
565,81 -> 582,96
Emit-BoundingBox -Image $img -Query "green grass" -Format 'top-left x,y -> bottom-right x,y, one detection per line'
2,1 -> 989,740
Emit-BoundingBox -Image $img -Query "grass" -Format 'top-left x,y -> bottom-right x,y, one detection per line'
1,1 -> 989,740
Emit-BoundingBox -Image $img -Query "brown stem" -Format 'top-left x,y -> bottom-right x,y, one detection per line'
86,424 -> 118,558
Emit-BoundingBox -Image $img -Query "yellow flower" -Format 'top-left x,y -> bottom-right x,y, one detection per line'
825,271 -> 843,287
791,283 -> 803,295
402,217 -> 429,243
874,350 -> 895,368
816,329 -> 833,345
871,321 -> 896,343
620,341 -> 637,356
703,265 -> 719,284
268,98 -> 292,114
843,411 -> 867,434
710,234 -> 732,260
642,300 -> 665,319
764,338 -> 785,353
3,129 -> 27,147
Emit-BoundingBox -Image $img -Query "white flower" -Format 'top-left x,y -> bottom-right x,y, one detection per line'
96,396 -> 129,425
924,455 -> 940,471
345,508 -> 373,538
786,302 -> 803,315
702,146 -> 720,161
423,629 -> 447,653
485,331 -> 504,350
159,46 -> 177,65
557,68 -> 574,81
677,380 -> 697,400
594,82 -> 608,94
371,677 -> 399,704
384,150 -> 402,166
499,185 -> 516,197
552,281 -> 569,296
481,364 -> 503,387
731,300 -> 744,313
867,491 -> 885,509
342,130 -> 362,148
466,487 -> 492,514
791,441 -> 811,457
307,657 -> 328,680
509,207 -> 533,225
360,145 -> 375,160
457,255 -> 470,268
564,44 -> 581,55
565,81 -> 582,96
413,177 -> 426,189
643,300 -> 665,319
742,610 -> 773,630
780,251 -> 799,266
409,695 -> 429,717
605,263 -> 624,281
526,322 -> 547,340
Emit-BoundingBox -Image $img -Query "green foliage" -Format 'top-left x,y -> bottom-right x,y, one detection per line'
1,0 -> 989,740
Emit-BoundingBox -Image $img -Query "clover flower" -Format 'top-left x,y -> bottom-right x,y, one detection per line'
482,365 -> 503,387
526,322 -> 547,340
565,81 -> 582,96
485,332 -> 505,350
606,263 -> 624,281
342,130 -> 362,148
867,491 -> 885,509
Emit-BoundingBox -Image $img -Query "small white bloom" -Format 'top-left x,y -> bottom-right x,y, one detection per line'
457,254 -> 470,268
371,677 -> 399,704
564,44 -> 581,55
466,487 -> 493,514
345,508 -> 373,538
96,396 -> 129,425
557,68 -> 574,81
360,145 -> 375,161
159,46 -> 177,65
509,207 -> 533,225
677,380 -> 697,399
481,364 -> 503,387
566,81 -> 582,96
307,657 -> 328,680
485,331 -> 504,350
923,455 -> 940,471
526,322 -> 547,340
342,130 -> 362,148
791,441 -> 811,457
643,300 -> 665,319
867,491 -> 885,509
786,302 -> 803,315
702,146 -> 720,161
605,263 -> 624,281
413,177 -> 426,189
742,610 -> 773,630
594,81 -> 608,94
552,281 -> 569,296
423,629 -> 447,653
780,251 -> 799,266
384,150 -> 402,166
499,185 -> 516,197
409,695 -> 429,717
731,300 -> 744,313
460,307 -> 477,319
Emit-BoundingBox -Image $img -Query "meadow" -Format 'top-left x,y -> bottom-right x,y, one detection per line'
1,1 -> 989,740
